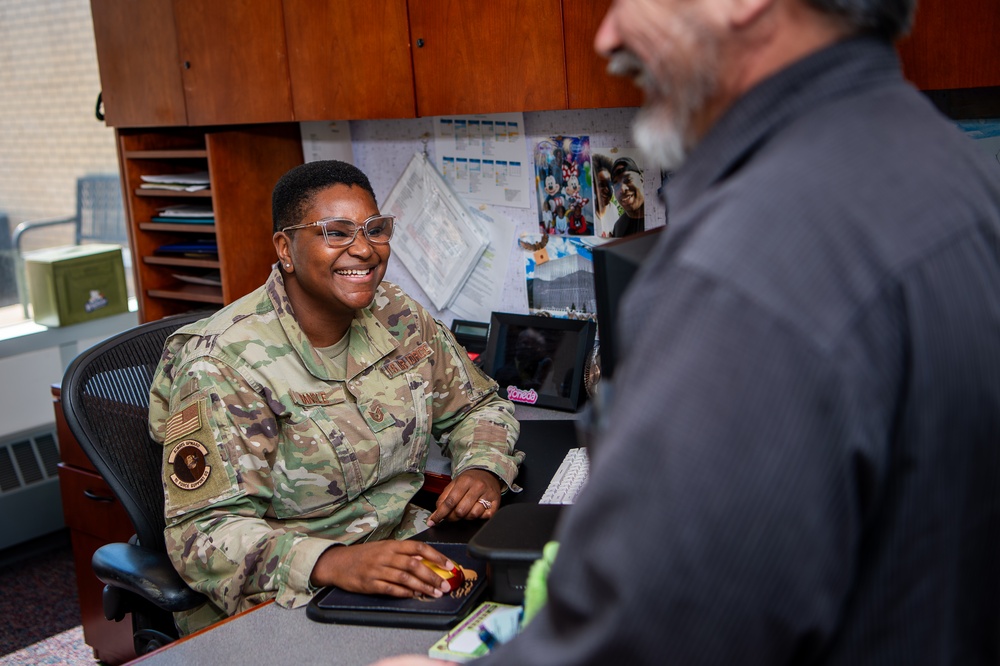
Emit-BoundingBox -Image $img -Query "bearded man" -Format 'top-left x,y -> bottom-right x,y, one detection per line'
376,0 -> 1000,663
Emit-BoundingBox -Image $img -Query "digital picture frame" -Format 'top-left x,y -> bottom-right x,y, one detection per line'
482,312 -> 596,412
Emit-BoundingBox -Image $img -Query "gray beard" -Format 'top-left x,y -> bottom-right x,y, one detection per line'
606,15 -> 718,173
633,105 -> 689,173
607,51 -> 692,172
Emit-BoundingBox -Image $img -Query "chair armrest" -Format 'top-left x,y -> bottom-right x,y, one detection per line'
92,542 -> 207,613
11,216 -> 77,251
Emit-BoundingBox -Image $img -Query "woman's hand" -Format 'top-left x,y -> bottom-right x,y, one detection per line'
310,541 -> 456,599
427,468 -> 502,526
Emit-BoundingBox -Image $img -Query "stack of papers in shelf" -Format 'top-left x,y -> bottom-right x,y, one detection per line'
172,270 -> 222,287
156,239 -> 218,256
152,204 -> 215,224
140,171 -> 211,192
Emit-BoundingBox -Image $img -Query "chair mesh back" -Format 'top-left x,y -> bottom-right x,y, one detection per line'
76,174 -> 127,246
62,313 -> 207,552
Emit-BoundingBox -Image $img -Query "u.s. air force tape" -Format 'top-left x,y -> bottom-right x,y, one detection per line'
168,440 -> 212,490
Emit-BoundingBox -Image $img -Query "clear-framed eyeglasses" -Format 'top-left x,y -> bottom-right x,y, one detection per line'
283,214 -> 395,248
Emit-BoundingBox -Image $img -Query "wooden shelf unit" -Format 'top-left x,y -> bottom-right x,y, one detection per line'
118,124 -> 304,322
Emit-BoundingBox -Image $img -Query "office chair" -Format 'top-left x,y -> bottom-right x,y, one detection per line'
11,174 -> 127,317
61,311 -> 210,655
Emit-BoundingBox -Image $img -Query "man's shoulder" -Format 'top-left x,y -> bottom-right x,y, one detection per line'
663,82 -> 1000,350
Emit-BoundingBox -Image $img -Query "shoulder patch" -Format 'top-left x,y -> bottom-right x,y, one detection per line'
165,402 -> 201,444
381,343 -> 434,378
162,397 -> 237,513
167,440 -> 212,490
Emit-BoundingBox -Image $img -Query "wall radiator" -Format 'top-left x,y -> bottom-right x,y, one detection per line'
0,426 -> 64,550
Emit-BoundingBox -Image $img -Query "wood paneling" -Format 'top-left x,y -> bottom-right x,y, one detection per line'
408,0 -> 568,116
897,0 -> 1000,90
284,0 -> 416,120
563,0 -> 642,109
207,125 -> 304,304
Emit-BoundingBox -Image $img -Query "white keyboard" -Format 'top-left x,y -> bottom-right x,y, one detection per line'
540,447 -> 590,505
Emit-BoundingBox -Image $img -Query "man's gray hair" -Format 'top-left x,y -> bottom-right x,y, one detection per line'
804,0 -> 917,40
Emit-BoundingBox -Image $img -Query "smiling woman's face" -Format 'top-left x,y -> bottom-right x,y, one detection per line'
275,184 -> 390,332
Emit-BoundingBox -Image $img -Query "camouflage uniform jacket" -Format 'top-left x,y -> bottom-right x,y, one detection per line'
149,267 -> 522,632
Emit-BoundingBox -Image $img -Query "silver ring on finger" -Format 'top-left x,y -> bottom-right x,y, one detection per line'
478,498 -> 492,510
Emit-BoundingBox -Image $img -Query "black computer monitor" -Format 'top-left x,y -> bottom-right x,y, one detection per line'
592,227 -> 664,380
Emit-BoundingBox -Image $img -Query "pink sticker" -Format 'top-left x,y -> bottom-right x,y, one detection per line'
506,386 -> 539,404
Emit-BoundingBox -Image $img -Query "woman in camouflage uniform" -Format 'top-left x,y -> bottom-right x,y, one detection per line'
149,160 -> 523,633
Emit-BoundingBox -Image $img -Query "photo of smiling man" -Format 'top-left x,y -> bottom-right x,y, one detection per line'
610,155 -> 645,237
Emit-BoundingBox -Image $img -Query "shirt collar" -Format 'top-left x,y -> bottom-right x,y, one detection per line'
264,264 -> 400,381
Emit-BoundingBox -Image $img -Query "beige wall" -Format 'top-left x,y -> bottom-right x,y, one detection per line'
0,0 -> 118,232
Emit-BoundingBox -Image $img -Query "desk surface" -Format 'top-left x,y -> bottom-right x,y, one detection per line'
134,602 -> 444,665
134,416 -> 579,665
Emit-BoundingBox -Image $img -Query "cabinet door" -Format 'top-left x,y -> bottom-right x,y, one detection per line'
897,0 -> 1000,90
90,0 -> 188,127
564,0 -> 642,109
408,0 -> 567,116
284,0 -> 416,120
172,0 -> 295,125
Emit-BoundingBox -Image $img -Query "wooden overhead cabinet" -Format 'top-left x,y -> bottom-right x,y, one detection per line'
563,0 -> 643,109
90,0 -> 295,127
283,0 -> 417,120
897,0 -> 1000,90
90,0 -> 188,127
407,0 -> 568,117
172,0 -> 295,125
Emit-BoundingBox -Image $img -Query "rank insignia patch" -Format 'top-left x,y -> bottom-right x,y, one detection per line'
168,440 -> 212,490
364,399 -> 393,433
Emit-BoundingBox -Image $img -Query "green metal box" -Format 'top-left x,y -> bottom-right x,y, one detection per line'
25,244 -> 128,327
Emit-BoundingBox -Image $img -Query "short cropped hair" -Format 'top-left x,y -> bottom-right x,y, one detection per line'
272,160 -> 378,233
804,0 -> 916,40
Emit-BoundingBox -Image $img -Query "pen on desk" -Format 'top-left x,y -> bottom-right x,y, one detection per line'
478,625 -> 499,651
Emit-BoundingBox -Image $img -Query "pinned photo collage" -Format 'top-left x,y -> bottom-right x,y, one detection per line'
533,135 -> 647,240
525,138 -> 649,319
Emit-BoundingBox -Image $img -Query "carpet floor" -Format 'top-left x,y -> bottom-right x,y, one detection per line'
0,529 -> 95,663
0,626 -> 94,665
